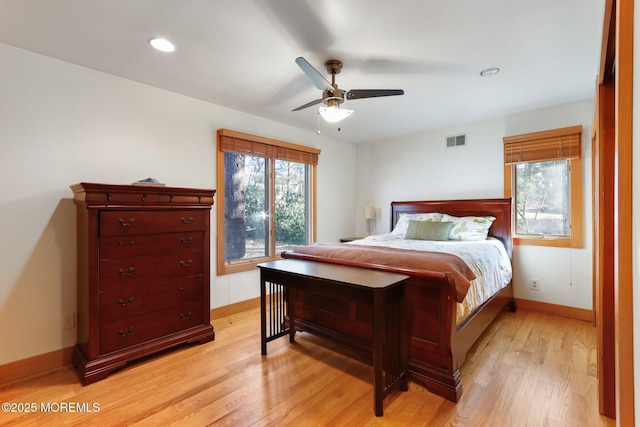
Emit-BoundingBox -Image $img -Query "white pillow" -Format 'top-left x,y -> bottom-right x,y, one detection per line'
441,214 -> 495,240
391,212 -> 443,236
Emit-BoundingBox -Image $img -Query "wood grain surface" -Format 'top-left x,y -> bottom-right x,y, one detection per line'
0,307 -> 614,426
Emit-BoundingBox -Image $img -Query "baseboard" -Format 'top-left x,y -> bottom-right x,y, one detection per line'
0,299 -> 262,385
2,297 -> 590,385
210,297 -> 260,319
515,298 -> 594,323
0,346 -> 74,384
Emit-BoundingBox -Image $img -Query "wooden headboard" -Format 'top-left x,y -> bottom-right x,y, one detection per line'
390,198 -> 513,257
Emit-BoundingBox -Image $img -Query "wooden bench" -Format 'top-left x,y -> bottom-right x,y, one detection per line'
258,258 -> 409,416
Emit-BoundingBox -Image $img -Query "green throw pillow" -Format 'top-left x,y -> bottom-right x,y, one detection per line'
405,220 -> 453,241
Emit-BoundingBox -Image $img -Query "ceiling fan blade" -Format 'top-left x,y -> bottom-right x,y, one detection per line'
346,89 -> 404,100
295,57 -> 334,92
292,98 -> 324,111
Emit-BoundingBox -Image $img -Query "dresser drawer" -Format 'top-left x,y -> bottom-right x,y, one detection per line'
100,301 -> 205,354
100,210 -> 207,236
100,252 -> 203,291
100,232 -> 204,259
100,276 -> 203,322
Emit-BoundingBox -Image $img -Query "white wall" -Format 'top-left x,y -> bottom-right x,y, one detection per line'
0,43 -> 357,365
354,99 -> 594,311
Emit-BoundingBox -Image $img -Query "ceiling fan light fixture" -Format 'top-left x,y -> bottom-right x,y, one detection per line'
319,106 -> 353,123
318,97 -> 352,123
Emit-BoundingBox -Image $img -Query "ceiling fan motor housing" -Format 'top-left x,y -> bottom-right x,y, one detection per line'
324,60 -> 344,105
323,89 -> 345,106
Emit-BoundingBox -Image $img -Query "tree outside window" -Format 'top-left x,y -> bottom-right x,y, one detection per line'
274,159 -> 309,253
514,160 -> 570,237
224,152 -> 266,261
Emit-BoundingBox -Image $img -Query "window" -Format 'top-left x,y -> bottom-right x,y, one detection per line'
515,160 -> 570,236
503,125 -> 584,248
217,129 -> 320,275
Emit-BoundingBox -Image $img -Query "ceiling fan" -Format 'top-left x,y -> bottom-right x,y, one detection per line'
292,57 -> 404,123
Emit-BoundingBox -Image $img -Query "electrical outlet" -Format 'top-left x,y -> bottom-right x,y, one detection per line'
62,312 -> 76,330
530,278 -> 540,290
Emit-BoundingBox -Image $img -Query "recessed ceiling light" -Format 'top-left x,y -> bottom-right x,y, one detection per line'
480,67 -> 500,77
148,38 -> 175,53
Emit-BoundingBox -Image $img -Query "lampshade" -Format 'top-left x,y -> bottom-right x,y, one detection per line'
319,106 -> 353,123
365,206 -> 376,220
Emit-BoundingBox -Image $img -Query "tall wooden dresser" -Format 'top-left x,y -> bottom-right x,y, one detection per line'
70,182 -> 216,385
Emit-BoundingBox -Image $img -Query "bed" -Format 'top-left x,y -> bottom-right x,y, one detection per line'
280,198 -> 515,402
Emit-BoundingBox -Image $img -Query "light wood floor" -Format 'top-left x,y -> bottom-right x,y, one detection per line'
0,307 -> 615,426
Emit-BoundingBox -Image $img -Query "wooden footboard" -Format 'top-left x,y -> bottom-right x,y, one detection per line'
280,198 -> 514,402
281,251 -> 464,401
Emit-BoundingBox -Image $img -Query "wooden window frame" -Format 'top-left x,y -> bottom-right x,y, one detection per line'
216,129 -> 320,275
503,126 -> 584,248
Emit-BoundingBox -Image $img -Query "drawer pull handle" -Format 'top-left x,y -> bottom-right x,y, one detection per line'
118,326 -> 134,337
179,286 -> 184,292
180,260 -> 193,267
118,218 -> 135,227
180,217 -> 194,224
141,193 -> 147,202
118,267 -> 135,276
117,297 -> 134,307
117,241 -> 135,247
180,311 -> 192,320
180,237 -> 193,244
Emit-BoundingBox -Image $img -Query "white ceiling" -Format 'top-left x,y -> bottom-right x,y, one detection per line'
0,0 -> 603,144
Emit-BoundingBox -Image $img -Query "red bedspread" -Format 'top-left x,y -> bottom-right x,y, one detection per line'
289,243 -> 475,302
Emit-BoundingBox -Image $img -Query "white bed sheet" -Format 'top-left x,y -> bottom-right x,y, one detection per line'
346,234 -> 512,326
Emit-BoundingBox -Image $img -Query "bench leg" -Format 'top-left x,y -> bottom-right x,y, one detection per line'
288,287 -> 296,343
373,291 -> 384,416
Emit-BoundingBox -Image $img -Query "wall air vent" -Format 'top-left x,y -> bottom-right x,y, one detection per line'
446,134 -> 466,147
